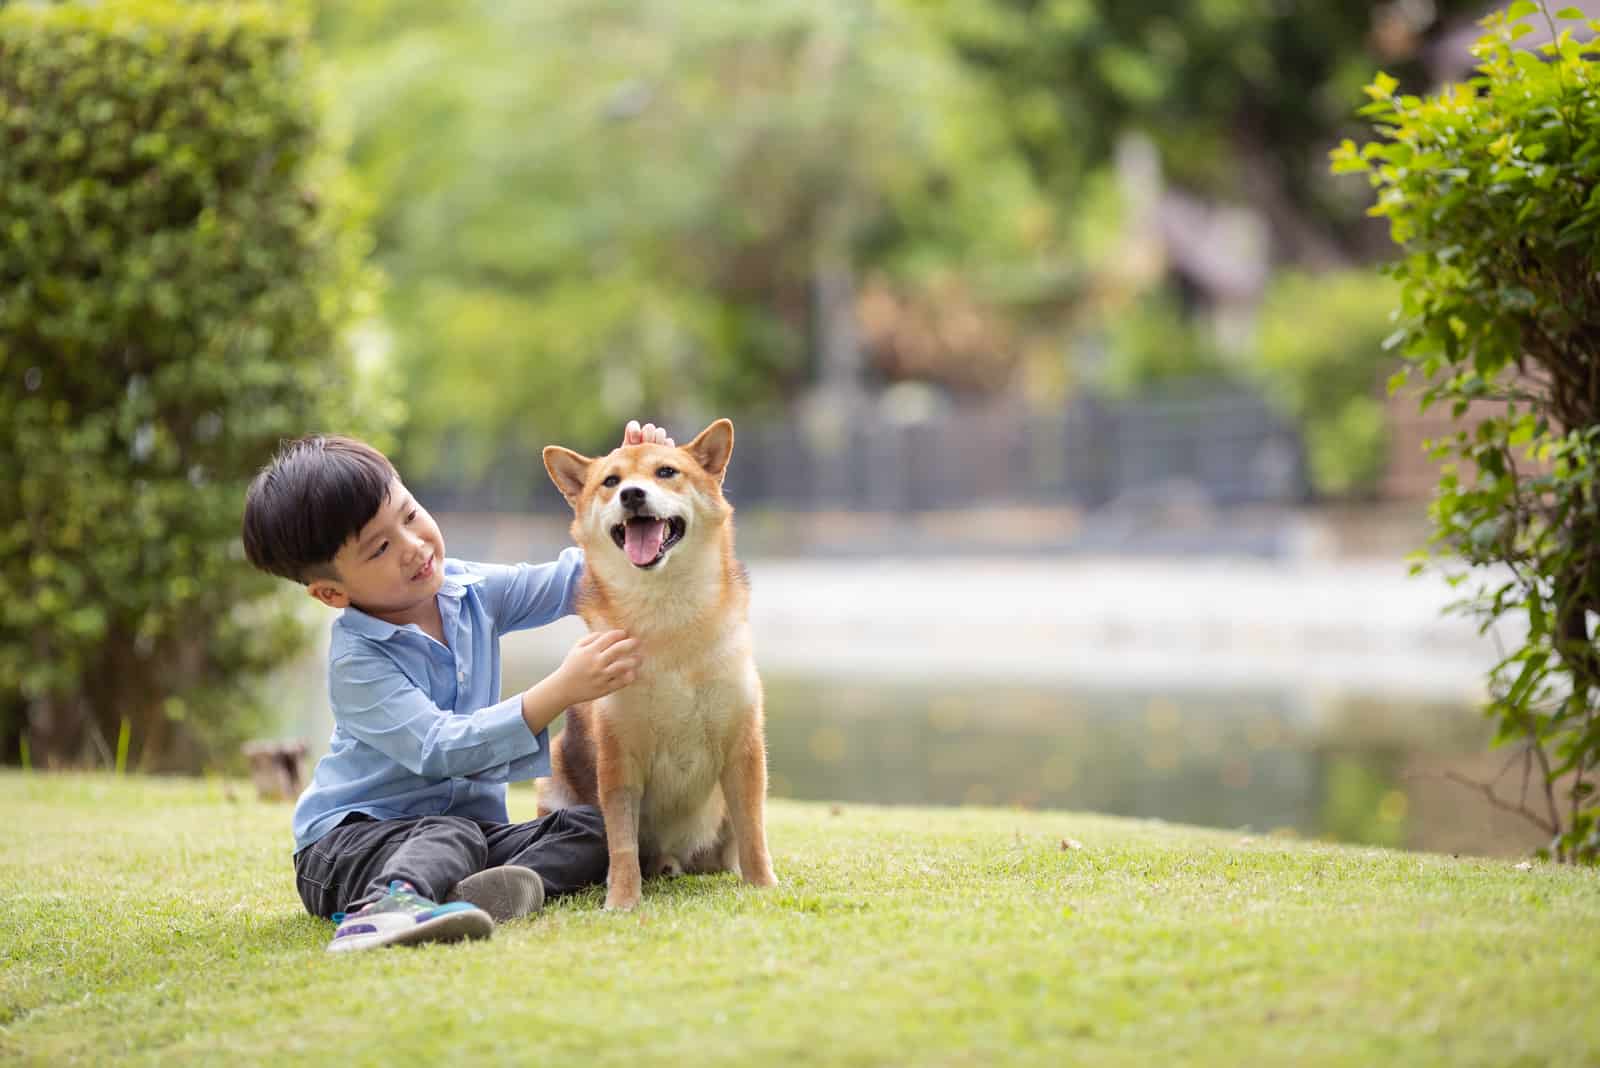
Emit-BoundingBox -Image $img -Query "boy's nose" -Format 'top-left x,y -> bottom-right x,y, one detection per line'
620,486 -> 645,509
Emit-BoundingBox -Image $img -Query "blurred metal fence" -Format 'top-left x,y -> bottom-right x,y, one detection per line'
722,388 -> 1307,512
415,386 -> 1308,514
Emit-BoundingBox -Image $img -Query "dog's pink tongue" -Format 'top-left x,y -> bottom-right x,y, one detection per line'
624,519 -> 666,565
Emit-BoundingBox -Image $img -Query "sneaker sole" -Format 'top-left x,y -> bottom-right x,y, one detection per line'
447,866 -> 545,924
327,907 -> 494,953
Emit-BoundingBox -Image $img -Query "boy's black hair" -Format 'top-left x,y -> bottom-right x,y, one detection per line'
242,435 -> 398,584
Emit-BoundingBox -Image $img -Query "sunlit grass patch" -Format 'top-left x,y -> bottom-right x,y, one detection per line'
2,772 -> 1597,1066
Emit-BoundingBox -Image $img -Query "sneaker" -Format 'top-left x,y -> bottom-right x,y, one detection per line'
446,865 -> 545,923
327,880 -> 493,954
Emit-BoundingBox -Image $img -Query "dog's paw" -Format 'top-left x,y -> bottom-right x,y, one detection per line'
743,866 -> 778,889
604,886 -> 642,911
648,855 -> 685,878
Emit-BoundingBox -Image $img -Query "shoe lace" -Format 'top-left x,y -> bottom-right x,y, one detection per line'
331,880 -> 419,924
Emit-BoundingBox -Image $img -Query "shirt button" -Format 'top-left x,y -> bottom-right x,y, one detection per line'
457,670 -> 466,683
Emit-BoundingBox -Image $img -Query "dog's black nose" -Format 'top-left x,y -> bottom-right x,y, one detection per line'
620,486 -> 645,508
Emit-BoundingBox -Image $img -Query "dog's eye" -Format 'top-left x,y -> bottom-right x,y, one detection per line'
602,474 -> 621,488
656,466 -> 677,479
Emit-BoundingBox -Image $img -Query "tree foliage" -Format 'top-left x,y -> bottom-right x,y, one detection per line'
0,0 -> 389,769
910,0 -> 1485,263
316,0 -> 1066,471
1335,1 -> 1600,862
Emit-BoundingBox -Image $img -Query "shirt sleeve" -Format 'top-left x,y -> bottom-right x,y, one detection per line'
476,546 -> 587,635
329,650 -> 545,780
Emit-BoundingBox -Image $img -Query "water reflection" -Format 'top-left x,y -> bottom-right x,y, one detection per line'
756,676 -> 1539,857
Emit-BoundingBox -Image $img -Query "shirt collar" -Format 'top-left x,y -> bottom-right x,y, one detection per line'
335,559 -> 482,641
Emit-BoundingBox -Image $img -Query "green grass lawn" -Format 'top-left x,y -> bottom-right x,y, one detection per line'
2,772 -> 1597,1066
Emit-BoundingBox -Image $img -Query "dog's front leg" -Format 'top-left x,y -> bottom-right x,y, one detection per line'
720,717 -> 777,888
598,780 -> 644,910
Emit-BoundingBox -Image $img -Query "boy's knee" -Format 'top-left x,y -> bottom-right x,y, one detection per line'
558,805 -> 606,839
415,815 -> 490,865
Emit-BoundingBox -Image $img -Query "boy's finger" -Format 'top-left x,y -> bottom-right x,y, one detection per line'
600,640 -> 640,664
665,437 -> 675,447
624,419 -> 642,445
593,629 -> 631,650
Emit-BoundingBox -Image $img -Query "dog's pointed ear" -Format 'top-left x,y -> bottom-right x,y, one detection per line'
543,446 -> 594,503
685,419 -> 734,480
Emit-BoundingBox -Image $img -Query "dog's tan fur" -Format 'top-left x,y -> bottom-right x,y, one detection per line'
537,419 -> 776,910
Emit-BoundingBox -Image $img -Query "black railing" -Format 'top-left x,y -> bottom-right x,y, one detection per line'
413,386 -> 1308,516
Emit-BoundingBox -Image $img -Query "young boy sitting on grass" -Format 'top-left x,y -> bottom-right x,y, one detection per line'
241,420 -> 673,953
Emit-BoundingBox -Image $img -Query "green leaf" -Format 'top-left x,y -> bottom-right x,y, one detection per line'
1365,71 -> 1400,100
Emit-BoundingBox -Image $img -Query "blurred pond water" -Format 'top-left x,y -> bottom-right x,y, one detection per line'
276,645 -> 1531,859
751,675 -> 1531,857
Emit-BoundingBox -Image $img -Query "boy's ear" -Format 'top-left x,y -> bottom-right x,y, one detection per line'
685,419 -> 734,481
543,446 -> 594,503
306,579 -> 350,610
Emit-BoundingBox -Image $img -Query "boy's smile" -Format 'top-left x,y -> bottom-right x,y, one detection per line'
307,478 -> 446,627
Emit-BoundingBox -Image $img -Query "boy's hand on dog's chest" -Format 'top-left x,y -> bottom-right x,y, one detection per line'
557,628 -> 640,703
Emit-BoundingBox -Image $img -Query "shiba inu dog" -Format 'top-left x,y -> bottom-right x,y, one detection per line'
537,419 -> 777,911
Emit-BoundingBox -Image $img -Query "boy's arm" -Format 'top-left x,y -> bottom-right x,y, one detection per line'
479,546 -> 586,635
332,630 -> 640,781
331,650 -> 550,781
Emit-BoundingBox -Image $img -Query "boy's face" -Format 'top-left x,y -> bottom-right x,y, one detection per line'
307,479 -> 446,620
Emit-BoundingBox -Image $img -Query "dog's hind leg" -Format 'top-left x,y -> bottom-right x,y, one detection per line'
682,817 -> 739,876
646,854 -> 685,878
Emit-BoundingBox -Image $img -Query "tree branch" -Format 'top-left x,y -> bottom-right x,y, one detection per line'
1444,769 -> 1557,836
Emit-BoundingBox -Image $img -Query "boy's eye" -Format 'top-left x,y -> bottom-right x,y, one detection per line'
406,510 -> 418,522
371,542 -> 387,560
602,474 -> 621,488
656,466 -> 677,479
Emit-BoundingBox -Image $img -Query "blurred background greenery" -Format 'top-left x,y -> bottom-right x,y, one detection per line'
308,0 -> 1476,482
6,0 -> 1576,857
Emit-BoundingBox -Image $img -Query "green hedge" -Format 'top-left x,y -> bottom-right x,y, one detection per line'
0,1 -> 388,770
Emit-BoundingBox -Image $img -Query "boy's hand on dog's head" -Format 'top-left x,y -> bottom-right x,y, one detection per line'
557,629 -> 641,703
624,420 -> 675,448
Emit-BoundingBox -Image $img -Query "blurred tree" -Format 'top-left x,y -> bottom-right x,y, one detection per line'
1253,270 -> 1403,497
314,0 -> 1070,471
906,0 -> 1487,268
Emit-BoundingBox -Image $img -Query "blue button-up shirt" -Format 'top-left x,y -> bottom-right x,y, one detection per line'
291,550 -> 585,852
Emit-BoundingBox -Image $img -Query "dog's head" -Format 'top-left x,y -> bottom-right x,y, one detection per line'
543,419 -> 734,574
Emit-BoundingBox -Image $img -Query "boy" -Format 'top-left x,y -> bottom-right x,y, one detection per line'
242,420 -> 672,952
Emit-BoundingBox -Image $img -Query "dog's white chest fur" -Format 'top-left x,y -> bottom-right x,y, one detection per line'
598,624 -> 758,857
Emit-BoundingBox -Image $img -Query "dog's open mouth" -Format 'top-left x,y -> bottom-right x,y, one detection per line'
611,515 -> 686,568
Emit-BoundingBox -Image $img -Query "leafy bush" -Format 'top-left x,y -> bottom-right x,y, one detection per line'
0,1 -> 388,770
1334,1 -> 1600,861
1253,270 -> 1402,497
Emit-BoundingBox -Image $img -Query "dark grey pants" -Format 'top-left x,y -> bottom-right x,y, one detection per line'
293,806 -> 609,917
